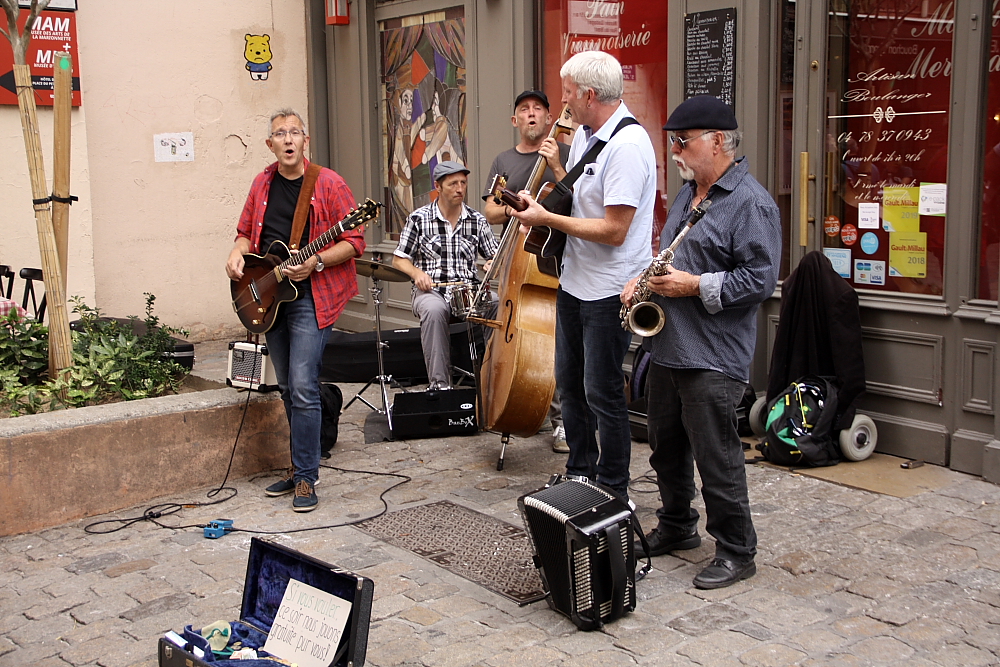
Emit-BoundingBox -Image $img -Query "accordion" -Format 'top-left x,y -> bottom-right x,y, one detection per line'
518,478 -> 636,630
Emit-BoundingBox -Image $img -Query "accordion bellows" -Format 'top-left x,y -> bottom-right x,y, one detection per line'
518,478 -> 636,630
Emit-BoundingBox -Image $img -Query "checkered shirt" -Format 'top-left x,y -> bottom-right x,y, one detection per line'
393,201 -> 498,291
0,298 -> 27,320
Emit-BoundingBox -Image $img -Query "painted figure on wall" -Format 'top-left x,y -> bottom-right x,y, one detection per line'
245,34 -> 273,80
382,10 -> 467,235
391,86 -> 418,214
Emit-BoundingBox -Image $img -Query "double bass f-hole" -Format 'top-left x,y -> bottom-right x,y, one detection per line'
503,299 -> 515,343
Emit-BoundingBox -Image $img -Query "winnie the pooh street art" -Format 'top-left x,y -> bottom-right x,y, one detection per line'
245,34 -> 273,80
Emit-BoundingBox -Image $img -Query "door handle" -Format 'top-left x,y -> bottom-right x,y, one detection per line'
799,152 -> 816,247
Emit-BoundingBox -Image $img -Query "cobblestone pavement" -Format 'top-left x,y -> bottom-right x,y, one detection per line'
3,348 -> 1000,666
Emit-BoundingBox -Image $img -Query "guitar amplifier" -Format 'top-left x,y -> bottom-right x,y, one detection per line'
226,342 -> 279,392
518,478 -> 636,630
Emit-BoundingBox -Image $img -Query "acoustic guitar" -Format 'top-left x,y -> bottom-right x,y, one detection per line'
489,175 -> 566,277
231,198 -> 381,334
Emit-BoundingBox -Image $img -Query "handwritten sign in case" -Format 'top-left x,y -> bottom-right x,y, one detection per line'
684,8 -> 737,109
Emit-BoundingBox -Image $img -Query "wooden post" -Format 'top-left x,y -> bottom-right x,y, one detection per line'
13,63 -> 73,374
51,51 -> 72,291
2,0 -> 72,376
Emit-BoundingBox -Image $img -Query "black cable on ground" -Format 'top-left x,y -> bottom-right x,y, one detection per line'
628,470 -> 660,495
225,465 -> 412,536
83,386 -> 253,535
82,383 -> 412,536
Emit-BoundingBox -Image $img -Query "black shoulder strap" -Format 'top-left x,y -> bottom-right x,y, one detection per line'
561,117 -> 640,189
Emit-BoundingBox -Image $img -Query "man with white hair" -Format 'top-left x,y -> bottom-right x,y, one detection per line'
621,95 -> 781,589
510,51 -> 656,502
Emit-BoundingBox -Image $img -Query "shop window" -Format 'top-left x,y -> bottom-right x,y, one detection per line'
540,0 -> 668,251
380,8 -> 467,238
822,0 -> 952,295
977,8 -> 1000,301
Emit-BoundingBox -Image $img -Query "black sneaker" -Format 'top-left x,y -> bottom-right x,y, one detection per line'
264,469 -> 295,497
292,480 -> 318,512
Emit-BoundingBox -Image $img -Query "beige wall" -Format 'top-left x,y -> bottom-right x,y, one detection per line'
3,1 -> 311,340
1,104 -> 97,308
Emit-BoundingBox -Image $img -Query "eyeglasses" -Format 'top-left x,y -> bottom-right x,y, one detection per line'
668,130 -> 716,150
271,129 -> 304,139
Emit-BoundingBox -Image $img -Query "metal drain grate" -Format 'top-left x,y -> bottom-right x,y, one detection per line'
356,500 -> 545,603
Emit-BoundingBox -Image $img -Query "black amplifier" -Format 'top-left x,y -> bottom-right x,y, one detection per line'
518,478 -> 636,630
390,388 -> 477,439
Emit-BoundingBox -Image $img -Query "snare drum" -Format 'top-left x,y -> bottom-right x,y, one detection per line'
448,285 -> 473,319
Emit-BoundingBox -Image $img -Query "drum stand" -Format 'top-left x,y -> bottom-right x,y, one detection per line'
342,276 -> 401,431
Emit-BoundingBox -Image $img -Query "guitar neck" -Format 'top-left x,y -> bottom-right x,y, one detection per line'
278,219 -> 352,270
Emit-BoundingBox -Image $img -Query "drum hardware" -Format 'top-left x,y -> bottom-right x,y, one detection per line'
343,254 -> 406,429
447,284 -> 474,319
354,258 -> 410,282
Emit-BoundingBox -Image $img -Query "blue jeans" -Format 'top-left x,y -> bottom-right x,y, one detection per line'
264,290 -> 332,485
555,289 -> 633,499
645,363 -> 757,563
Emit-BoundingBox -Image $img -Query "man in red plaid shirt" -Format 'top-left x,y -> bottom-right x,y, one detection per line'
226,108 -> 365,512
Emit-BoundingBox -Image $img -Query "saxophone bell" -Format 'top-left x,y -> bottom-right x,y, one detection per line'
625,300 -> 665,337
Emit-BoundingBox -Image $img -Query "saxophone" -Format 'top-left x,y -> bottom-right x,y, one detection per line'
621,199 -> 712,336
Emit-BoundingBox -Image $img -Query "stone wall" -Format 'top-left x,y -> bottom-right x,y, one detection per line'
0,389 -> 289,536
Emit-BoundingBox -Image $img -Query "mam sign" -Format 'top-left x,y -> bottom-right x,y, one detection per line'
0,10 -> 81,106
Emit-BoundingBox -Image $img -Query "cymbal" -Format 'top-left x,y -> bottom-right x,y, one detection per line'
355,258 -> 410,282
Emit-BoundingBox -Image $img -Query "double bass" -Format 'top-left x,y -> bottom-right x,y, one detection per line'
470,105 -> 573,469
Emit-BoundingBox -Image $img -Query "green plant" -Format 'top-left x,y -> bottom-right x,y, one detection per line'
0,309 -> 50,384
0,295 -> 190,417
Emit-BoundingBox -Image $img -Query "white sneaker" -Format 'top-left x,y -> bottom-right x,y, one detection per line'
552,425 -> 569,453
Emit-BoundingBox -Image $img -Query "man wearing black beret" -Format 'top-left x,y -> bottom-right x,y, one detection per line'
622,95 -> 781,589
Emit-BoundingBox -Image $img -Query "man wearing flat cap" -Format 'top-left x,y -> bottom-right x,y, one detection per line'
393,161 -> 499,389
621,95 -> 781,589
481,89 -> 571,453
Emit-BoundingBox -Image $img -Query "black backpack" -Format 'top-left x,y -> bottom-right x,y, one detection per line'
761,376 -> 840,467
320,382 -> 343,458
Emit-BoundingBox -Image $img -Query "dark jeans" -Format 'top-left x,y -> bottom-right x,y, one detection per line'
646,363 -> 757,563
555,289 -> 633,499
264,290 -> 332,485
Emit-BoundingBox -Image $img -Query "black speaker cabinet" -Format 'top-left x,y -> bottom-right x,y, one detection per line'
322,324 -> 473,385
518,478 -> 636,631
391,388 -> 477,439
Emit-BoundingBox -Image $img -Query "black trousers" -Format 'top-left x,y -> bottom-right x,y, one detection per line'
645,363 -> 757,563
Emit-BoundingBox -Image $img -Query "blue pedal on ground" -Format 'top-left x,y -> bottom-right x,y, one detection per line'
204,519 -> 233,539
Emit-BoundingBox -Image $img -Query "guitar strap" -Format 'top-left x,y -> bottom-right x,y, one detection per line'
288,162 -> 323,251
560,117 -> 640,190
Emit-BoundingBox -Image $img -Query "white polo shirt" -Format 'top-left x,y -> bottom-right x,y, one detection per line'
560,101 -> 656,301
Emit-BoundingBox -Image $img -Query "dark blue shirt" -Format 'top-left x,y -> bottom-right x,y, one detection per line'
649,157 -> 781,381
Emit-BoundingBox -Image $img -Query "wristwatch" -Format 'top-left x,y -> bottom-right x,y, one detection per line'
314,255 -> 325,272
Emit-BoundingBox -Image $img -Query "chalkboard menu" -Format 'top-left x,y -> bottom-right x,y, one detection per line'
684,9 -> 737,109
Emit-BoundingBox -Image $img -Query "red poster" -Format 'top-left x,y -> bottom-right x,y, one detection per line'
541,0 -> 669,247
0,10 -> 81,106
824,1 -> 952,295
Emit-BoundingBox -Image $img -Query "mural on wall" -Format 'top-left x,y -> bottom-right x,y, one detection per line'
245,34 -> 273,80
381,8 -> 467,236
